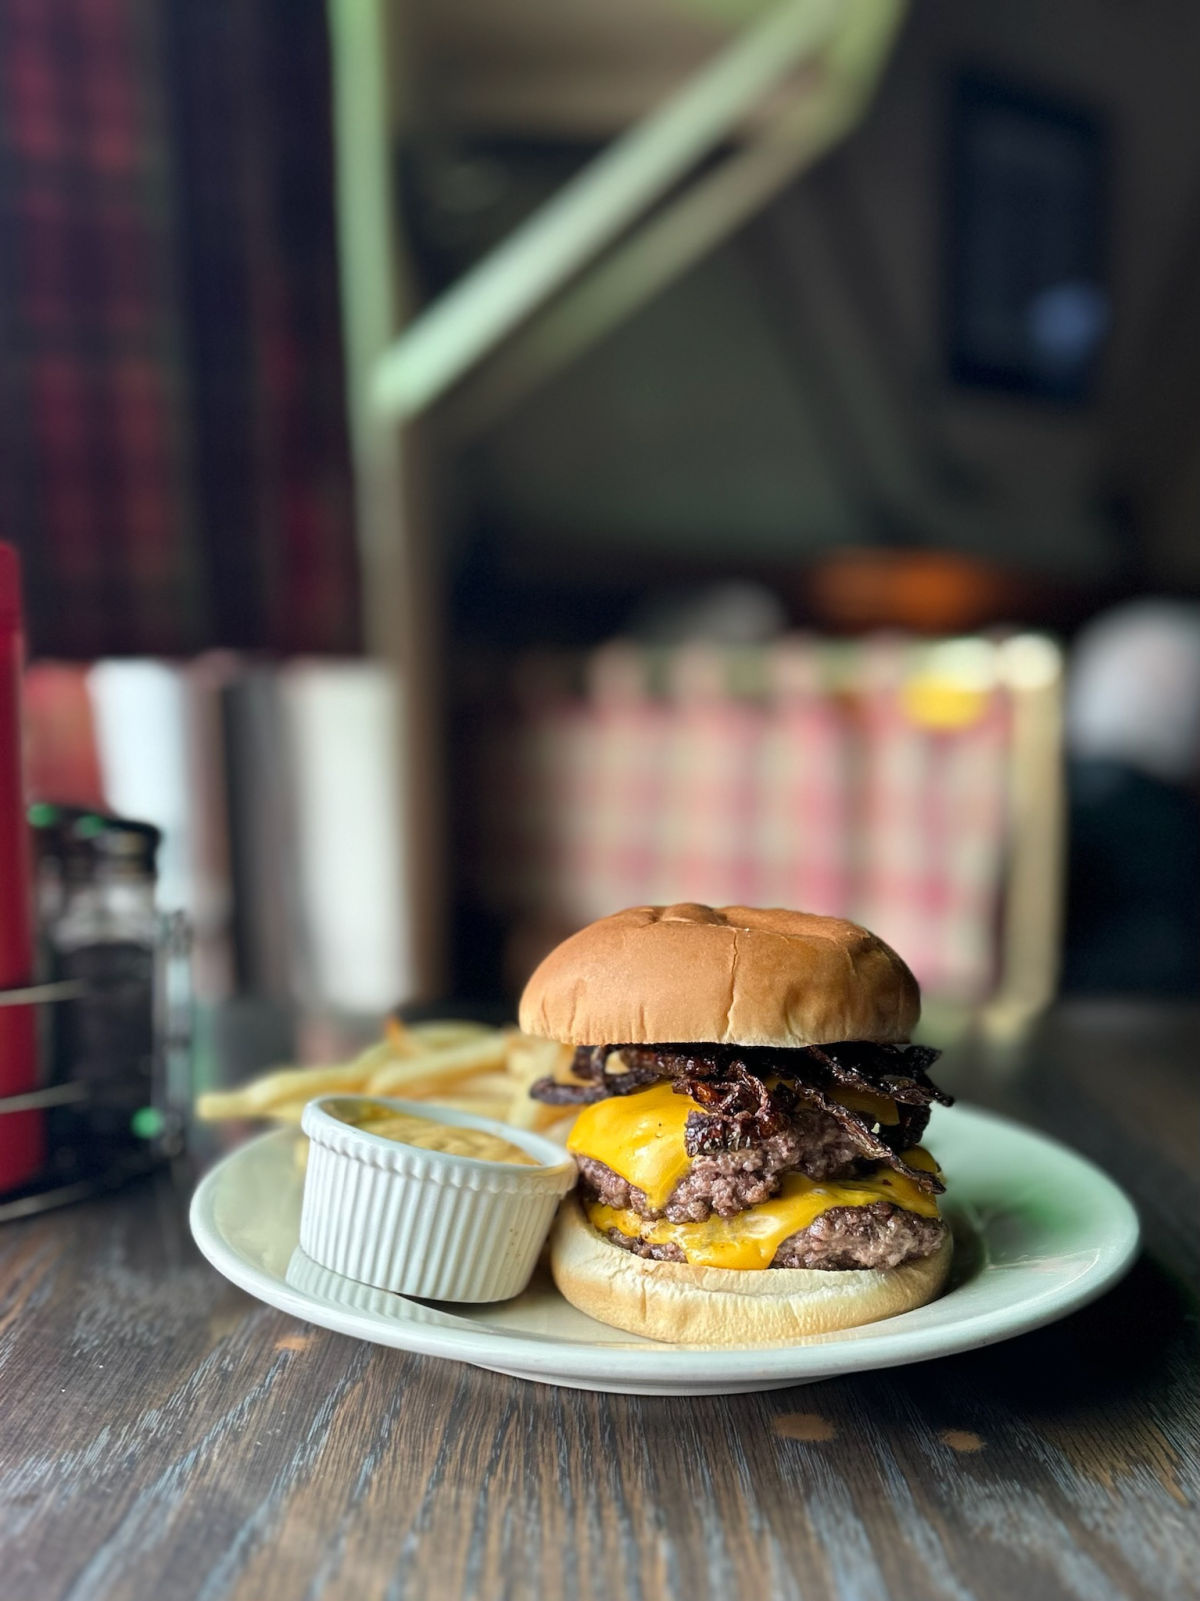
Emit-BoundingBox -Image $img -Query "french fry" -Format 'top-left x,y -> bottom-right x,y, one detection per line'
528,1101 -> 580,1134
256,1098 -> 311,1124
235,1063 -> 372,1113
505,1037 -> 581,1135
505,1037 -> 579,1128
505,1082 -> 547,1130
395,1065 -> 518,1123
385,1016 -> 422,1056
415,1094 -> 514,1118
238,1039 -> 397,1114
194,1039 -> 396,1121
450,1070 -> 512,1097
408,1020 -> 494,1047
195,1021 -> 582,1142
396,1068 -> 512,1104
385,1016 -> 495,1058
194,1091 -> 318,1124
365,1034 -> 508,1097
505,1034 -> 565,1081
195,1090 -> 257,1122
540,1114 -> 578,1144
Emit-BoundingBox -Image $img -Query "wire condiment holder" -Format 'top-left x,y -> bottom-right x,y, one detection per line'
0,913 -> 191,1222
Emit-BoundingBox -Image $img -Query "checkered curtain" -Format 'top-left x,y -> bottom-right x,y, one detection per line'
752,636 -> 851,915
852,640 -> 1011,1001
652,644 -> 767,908
472,637 -> 1018,1003
0,0 -> 358,657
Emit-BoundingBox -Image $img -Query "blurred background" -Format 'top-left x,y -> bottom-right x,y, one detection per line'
3,0 -> 1200,1116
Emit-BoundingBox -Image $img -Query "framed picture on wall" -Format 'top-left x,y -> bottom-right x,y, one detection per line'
947,72 -> 1110,403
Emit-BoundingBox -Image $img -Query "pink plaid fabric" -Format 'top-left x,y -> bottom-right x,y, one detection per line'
751,636 -> 852,914
853,640 -> 1011,1000
568,643 -> 672,920
472,635 -> 1021,1001
651,644 -> 766,908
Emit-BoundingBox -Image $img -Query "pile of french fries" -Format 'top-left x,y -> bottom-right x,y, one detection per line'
194,1018 -> 580,1148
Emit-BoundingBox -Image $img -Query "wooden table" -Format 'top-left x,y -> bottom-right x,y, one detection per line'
1,1002 -> 1196,1601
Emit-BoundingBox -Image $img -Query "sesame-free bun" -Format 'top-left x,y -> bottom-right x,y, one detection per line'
517,904 -> 920,1048
550,1196 -> 952,1344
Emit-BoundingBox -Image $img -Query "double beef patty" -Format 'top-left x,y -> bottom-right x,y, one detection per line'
603,1201 -> 947,1271
576,1089 -> 948,1271
576,1102 -> 867,1224
562,1040 -> 950,1270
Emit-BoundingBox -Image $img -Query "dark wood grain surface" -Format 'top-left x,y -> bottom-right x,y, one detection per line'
1,1002 -> 1197,1601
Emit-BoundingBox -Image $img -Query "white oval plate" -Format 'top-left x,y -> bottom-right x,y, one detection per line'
189,1103 -> 1139,1395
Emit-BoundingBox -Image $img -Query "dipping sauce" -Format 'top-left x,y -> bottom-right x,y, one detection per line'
331,1101 -> 538,1166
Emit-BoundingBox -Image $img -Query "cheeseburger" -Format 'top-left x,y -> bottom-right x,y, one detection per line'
520,904 -> 954,1344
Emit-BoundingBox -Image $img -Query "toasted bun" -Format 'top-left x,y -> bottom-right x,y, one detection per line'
550,1195 -> 952,1344
518,903 -> 920,1047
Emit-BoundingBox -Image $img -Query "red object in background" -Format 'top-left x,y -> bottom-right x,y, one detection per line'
0,545 -> 43,1191
24,663 -> 107,808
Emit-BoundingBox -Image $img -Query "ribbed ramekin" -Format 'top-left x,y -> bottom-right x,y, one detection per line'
299,1096 -> 577,1302
285,1246 -> 469,1329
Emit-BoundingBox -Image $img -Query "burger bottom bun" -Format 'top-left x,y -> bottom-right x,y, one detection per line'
549,1195 -> 953,1346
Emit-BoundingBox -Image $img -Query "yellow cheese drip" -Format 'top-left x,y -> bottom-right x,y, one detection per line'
901,1145 -> 942,1176
830,1085 -> 900,1125
587,1156 -> 940,1271
567,1077 -> 908,1209
568,1080 -> 696,1210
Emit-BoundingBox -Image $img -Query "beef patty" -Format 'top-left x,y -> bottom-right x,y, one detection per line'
601,1200 -> 946,1271
576,1102 -> 865,1223
534,1039 -> 950,1197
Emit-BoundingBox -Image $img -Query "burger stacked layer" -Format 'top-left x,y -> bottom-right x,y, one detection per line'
531,1040 -> 953,1272
520,904 -> 955,1341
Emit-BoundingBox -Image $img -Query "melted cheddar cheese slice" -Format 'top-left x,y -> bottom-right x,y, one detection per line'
568,1081 -> 696,1209
567,1077 -> 906,1211
829,1085 -> 900,1125
587,1160 -> 940,1271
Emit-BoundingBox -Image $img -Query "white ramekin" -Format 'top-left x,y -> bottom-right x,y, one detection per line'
285,1247 -> 470,1330
299,1095 -> 577,1302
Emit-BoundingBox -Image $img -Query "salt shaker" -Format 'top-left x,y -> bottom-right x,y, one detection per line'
51,819 -> 161,1159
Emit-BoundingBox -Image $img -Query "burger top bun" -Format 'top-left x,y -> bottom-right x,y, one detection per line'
518,903 -> 920,1048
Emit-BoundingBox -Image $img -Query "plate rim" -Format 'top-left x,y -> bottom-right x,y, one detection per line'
189,1102 -> 1141,1387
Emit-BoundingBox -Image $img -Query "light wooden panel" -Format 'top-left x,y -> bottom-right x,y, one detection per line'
410,0 -> 763,136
